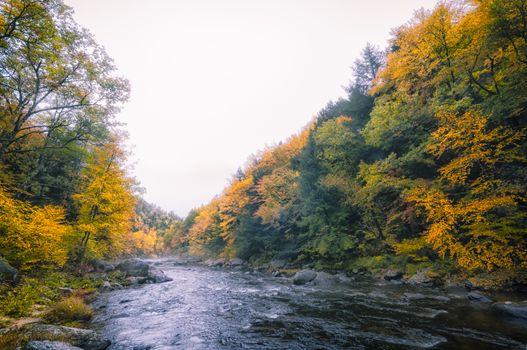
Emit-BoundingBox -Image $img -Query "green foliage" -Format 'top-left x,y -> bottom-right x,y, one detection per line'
0,271 -> 100,318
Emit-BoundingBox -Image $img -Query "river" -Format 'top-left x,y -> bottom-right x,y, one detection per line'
91,258 -> 527,349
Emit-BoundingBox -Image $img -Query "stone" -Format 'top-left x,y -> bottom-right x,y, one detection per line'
23,340 -> 83,350
205,258 -> 225,267
406,269 -> 442,287
467,291 -> 493,303
493,301 -> 527,320
27,325 -> 110,350
293,269 -> 317,285
0,258 -> 19,283
90,260 -> 115,273
100,281 -> 113,292
271,270 -> 282,277
381,269 -> 403,281
335,273 -> 353,283
312,272 -> 337,287
227,258 -> 244,267
115,259 -> 150,277
146,269 -> 172,283
269,259 -> 286,269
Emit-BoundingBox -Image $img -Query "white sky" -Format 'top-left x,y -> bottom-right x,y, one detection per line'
64,0 -> 437,217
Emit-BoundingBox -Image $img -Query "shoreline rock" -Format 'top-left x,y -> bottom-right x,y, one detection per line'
26,324 -> 110,350
293,269 -> 317,285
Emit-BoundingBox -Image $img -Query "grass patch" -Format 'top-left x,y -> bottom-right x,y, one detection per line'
44,296 -> 95,324
0,269 -> 126,320
0,329 -> 28,350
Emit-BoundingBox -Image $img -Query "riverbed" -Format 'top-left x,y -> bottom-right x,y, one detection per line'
91,258 -> 527,349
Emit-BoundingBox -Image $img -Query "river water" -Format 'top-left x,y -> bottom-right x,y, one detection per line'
92,258 -> 527,350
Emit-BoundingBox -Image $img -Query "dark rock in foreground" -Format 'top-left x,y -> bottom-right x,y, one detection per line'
22,340 -> 83,350
27,325 -> 110,350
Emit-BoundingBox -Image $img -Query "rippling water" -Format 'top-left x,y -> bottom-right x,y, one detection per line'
91,259 -> 527,349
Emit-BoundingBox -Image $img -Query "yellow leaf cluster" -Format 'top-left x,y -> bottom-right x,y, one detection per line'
0,187 -> 69,269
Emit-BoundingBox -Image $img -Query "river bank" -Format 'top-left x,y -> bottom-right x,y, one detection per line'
1,256 -> 526,349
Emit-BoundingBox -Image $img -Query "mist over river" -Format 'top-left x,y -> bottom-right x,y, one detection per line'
91,258 -> 526,350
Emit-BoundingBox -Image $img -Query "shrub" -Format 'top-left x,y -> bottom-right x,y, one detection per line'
45,296 -> 94,324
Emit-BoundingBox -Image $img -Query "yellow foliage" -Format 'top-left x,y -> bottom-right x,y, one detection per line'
430,111 -> 526,187
0,187 -> 68,269
255,168 -> 299,226
218,177 -> 253,246
73,139 -> 136,261
407,111 -> 527,271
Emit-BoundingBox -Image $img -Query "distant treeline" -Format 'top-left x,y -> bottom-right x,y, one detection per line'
163,0 -> 527,278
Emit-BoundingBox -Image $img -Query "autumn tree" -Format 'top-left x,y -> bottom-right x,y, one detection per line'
73,137 -> 135,263
0,0 -> 129,207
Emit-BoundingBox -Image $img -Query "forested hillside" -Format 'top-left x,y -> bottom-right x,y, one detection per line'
0,0 -> 169,274
167,0 -> 527,283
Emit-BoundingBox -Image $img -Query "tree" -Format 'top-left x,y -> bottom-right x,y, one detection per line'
73,137 -> 135,263
0,0 -> 129,157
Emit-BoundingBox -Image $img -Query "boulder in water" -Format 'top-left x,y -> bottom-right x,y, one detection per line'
146,269 -> 172,283
335,273 -> 353,283
467,291 -> 493,303
23,340 -> 83,350
115,259 -> 150,277
493,301 -> 527,319
312,272 -> 337,287
293,269 -> 317,285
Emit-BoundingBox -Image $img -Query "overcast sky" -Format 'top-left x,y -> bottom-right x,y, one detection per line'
64,0 -> 437,217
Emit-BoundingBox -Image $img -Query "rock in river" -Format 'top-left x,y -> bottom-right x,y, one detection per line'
115,259 -> 150,277
146,269 -> 172,283
467,291 -> 493,304
312,271 -> 337,287
116,258 -> 172,283
293,269 -> 317,285
493,301 -> 527,320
